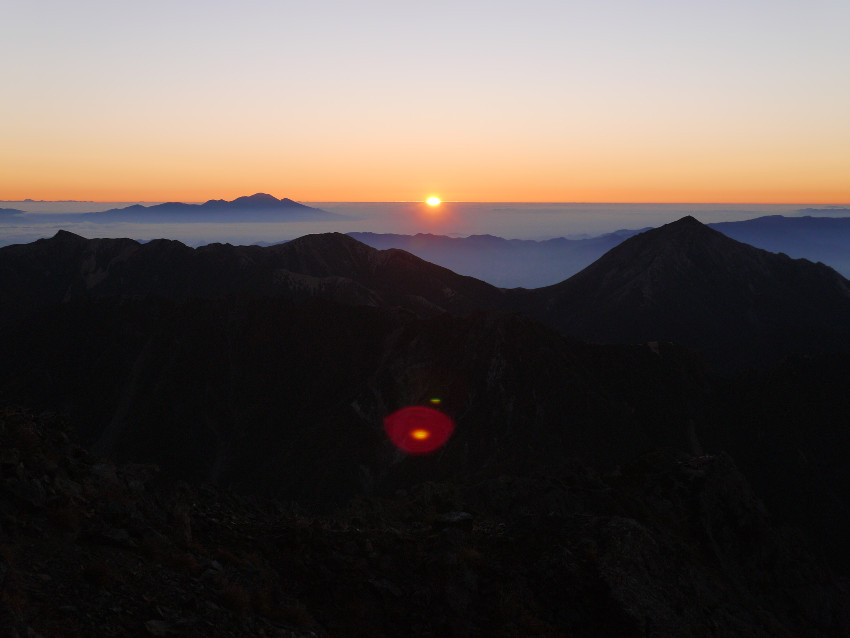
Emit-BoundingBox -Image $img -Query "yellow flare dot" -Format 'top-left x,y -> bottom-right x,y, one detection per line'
411,429 -> 431,440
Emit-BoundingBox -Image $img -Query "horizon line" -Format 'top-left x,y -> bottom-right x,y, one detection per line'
3,198 -> 849,207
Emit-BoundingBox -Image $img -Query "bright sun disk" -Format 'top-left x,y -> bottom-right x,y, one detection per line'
426,196 -> 441,206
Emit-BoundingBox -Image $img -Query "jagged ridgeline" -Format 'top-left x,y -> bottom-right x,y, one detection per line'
1,218 -> 850,580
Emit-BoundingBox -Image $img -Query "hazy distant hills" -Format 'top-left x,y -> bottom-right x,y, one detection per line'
710,215 -> 850,277
85,192 -> 345,222
351,215 -> 850,287
1,193 -> 343,223
350,229 -> 647,288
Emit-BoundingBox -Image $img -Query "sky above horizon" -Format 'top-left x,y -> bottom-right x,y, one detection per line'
3,0 -> 849,204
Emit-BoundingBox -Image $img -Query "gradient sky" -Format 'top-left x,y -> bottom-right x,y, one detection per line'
3,0 -> 849,203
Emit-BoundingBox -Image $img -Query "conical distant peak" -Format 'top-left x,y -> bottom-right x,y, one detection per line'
233,193 -> 279,205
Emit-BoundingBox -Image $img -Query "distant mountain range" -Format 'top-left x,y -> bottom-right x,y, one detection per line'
349,229 -> 648,288
710,215 -> 850,277
0,193 -> 343,223
2,216 -> 850,580
352,215 -> 850,286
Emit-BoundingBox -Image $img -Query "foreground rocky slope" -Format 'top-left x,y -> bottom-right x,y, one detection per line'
1,407 -> 847,637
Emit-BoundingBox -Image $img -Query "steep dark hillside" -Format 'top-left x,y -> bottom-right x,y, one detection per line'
0,296 -> 714,505
518,216 -> 850,370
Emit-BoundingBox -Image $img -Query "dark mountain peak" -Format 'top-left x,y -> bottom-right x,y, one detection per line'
285,231 -> 364,250
528,215 -> 850,369
582,215 -> 755,275
672,214 -> 700,226
272,232 -> 381,277
49,229 -> 87,242
644,215 -> 723,243
143,237 -> 192,251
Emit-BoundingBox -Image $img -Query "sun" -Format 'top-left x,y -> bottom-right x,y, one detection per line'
426,196 -> 441,206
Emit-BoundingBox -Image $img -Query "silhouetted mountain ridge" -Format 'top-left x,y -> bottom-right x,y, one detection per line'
520,216 -> 850,369
0,230 -> 506,327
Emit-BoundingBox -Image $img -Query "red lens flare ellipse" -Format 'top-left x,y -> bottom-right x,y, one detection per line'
383,406 -> 455,454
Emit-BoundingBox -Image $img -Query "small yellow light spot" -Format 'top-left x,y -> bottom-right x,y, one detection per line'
410,428 -> 431,440
426,196 -> 441,206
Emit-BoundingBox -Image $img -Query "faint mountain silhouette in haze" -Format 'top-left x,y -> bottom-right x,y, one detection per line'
90,192 -> 345,222
349,215 -> 850,287
796,207 -> 850,216
349,229 -> 648,288
710,215 -> 850,277
7,193 -> 344,223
